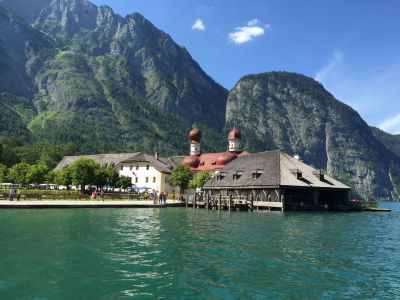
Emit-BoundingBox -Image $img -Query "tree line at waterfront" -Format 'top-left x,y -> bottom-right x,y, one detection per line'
0,135 -> 213,192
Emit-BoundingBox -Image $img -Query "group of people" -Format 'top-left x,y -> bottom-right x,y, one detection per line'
147,190 -> 168,205
8,189 -> 21,201
91,190 -> 105,200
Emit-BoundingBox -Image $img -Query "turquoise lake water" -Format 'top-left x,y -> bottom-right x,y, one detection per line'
0,203 -> 399,299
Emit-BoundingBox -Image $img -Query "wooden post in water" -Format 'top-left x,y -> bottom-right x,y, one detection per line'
218,194 -> 221,210
249,194 -> 254,212
194,194 -> 197,209
206,194 -> 209,210
228,195 -> 232,211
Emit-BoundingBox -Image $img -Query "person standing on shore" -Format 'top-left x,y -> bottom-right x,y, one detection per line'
100,190 -> 105,201
16,189 -> 21,201
8,189 -> 14,201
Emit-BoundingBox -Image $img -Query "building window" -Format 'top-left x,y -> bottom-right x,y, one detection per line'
252,169 -> 264,179
165,176 -> 168,183
130,165 -> 133,171
233,171 -> 243,181
153,177 -> 156,183
120,166 -> 123,171
146,164 -> 150,170
135,177 -> 138,183
145,177 -> 149,183
136,165 -> 139,170
217,172 -> 226,181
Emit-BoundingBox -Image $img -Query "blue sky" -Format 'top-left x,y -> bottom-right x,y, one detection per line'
91,0 -> 400,134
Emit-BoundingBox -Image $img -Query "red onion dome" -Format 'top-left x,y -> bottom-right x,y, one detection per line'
189,128 -> 201,142
216,151 -> 236,166
228,127 -> 241,140
182,155 -> 200,168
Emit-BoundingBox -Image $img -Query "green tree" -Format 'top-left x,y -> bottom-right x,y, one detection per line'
189,171 -> 212,189
169,164 -> 193,193
68,158 -> 100,191
51,168 -> 72,186
8,162 -> 30,185
27,164 -> 49,185
117,176 -> 132,190
103,165 -> 119,188
0,163 -> 8,182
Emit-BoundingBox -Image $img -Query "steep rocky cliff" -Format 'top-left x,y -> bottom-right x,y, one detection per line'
371,127 -> 400,159
0,0 -> 227,154
1,0 -> 227,131
226,72 -> 400,200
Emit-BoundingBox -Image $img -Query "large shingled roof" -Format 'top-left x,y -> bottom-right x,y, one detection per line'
54,152 -> 176,173
204,150 -> 350,190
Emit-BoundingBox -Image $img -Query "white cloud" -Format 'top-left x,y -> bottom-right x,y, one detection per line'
192,19 -> 205,31
247,19 -> 261,26
229,20 -> 270,44
379,114 -> 400,134
314,51 -> 344,83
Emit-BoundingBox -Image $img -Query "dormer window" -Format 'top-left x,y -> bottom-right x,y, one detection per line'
211,161 -> 216,166
233,171 -> 243,180
312,170 -> 325,181
252,169 -> 264,179
217,172 -> 226,181
290,168 -> 302,179
200,161 -> 205,166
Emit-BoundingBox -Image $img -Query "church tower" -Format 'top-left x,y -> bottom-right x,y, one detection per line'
228,127 -> 241,152
189,127 -> 201,156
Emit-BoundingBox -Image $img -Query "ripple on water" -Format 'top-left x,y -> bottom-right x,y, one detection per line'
0,204 -> 399,299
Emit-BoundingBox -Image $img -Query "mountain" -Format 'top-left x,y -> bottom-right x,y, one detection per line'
371,127 -> 400,159
0,0 -> 227,155
1,0 -> 227,131
225,72 -> 400,200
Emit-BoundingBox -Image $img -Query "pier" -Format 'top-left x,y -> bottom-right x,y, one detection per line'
186,194 -> 284,212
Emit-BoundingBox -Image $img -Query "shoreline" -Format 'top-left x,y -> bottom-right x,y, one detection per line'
0,200 -> 186,209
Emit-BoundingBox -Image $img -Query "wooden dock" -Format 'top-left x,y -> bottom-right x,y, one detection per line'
187,194 -> 284,212
0,200 -> 186,209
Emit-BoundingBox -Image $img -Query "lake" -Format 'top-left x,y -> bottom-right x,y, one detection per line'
0,202 -> 399,299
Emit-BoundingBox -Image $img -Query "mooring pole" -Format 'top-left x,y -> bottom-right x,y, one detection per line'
250,194 -> 254,212
206,194 -> 209,210
228,195 -> 232,211
218,194 -> 221,210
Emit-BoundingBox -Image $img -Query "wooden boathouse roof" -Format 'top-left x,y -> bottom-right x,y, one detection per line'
204,150 -> 350,190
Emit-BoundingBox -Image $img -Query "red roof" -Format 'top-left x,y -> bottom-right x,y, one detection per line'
182,151 -> 250,171
228,127 -> 241,140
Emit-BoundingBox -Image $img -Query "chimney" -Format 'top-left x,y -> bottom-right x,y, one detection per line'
294,154 -> 301,160
155,152 -> 159,160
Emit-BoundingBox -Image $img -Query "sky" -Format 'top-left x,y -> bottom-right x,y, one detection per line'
91,0 -> 400,134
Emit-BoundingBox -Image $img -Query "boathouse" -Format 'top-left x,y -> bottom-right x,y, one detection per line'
202,150 -> 351,211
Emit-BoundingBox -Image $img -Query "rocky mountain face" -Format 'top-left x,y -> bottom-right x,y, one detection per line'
0,0 -> 399,200
1,0 -> 227,131
371,127 -> 400,159
225,72 -> 400,200
0,0 -> 227,155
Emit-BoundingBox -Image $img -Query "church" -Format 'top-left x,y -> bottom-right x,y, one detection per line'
181,127 -> 250,171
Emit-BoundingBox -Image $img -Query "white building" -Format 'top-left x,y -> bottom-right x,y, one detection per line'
55,152 -> 178,193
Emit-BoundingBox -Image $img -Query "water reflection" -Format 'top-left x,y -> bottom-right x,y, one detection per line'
0,205 -> 399,299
